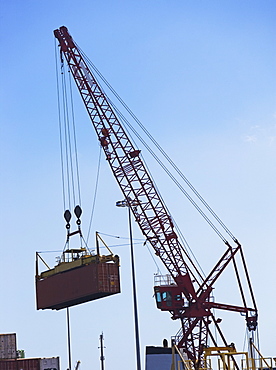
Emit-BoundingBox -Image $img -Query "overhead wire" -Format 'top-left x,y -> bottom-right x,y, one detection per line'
96,230 -> 163,275
108,242 -> 143,248
97,231 -> 144,241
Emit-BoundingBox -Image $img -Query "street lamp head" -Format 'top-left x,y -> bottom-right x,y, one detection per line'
116,200 -> 128,207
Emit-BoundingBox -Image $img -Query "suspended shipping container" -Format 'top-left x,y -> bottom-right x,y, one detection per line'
36,248 -> 120,310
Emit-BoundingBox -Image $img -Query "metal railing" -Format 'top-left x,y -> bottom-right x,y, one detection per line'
154,274 -> 176,286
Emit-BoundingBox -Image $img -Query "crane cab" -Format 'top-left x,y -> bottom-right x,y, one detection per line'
154,274 -> 184,314
154,284 -> 184,313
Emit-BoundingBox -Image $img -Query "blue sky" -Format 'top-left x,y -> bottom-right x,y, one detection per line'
0,1 -> 275,369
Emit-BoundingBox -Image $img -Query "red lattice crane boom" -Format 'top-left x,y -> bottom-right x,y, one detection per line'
54,26 -> 257,366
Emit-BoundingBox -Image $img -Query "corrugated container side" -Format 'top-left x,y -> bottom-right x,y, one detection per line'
0,334 -> 17,359
0,359 -> 40,370
0,359 -> 17,370
17,358 -> 40,370
36,261 -> 120,310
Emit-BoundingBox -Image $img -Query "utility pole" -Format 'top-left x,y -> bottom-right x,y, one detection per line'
67,307 -> 72,370
99,332 -> 105,370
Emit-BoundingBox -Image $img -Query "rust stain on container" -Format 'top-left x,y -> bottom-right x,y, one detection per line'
36,261 -> 120,310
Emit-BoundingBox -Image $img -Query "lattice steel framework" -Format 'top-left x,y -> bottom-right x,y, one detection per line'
54,26 -> 258,367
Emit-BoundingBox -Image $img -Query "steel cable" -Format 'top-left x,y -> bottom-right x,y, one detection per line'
68,68 -> 82,207
55,41 -> 66,211
79,47 -> 237,243
56,40 -> 83,213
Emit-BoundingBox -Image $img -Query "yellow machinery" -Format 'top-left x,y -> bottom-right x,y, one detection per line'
171,343 -> 275,370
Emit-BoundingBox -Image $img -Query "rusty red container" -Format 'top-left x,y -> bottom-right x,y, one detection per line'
36,261 -> 120,310
0,358 -> 40,370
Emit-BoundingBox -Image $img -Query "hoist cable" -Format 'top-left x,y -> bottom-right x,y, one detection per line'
57,45 -> 83,213
79,48 -> 237,243
60,66 -> 73,209
63,68 -> 77,207
55,41 -> 66,211
86,147 -> 102,243
68,69 -> 82,207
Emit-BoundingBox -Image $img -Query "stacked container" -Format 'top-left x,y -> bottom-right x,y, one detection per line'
0,334 -> 59,370
0,334 -> 17,360
0,357 -> 60,370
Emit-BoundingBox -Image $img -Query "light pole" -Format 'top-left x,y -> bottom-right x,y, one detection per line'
116,199 -> 141,370
99,332 -> 105,370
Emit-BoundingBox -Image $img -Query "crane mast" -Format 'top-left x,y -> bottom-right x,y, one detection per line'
54,26 -> 258,366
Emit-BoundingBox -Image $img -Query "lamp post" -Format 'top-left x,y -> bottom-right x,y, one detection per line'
116,199 -> 141,370
99,332 -> 105,370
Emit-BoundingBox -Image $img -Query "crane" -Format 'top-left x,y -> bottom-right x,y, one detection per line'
54,26 -> 258,367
